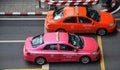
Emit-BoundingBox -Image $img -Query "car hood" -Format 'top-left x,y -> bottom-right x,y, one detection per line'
82,36 -> 98,52
99,11 -> 114,24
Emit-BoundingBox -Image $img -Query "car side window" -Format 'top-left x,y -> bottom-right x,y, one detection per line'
43,44 -> 57,50
63,17 -> 77,23
79,17 -> 92,23
60,44 -> 74,51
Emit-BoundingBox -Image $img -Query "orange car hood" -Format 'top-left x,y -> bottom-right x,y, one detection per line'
99,11 -> 114,24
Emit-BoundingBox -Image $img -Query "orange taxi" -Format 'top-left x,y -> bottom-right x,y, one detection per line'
45,6 -> 116,35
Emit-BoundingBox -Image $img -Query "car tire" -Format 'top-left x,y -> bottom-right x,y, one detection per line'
97,29 -> 107,36
35,57 -> 46,65
80,56 -> 91,64
56,29 -> 66,32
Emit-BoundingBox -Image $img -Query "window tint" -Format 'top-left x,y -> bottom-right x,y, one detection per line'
53,8 -> 64,20
43,44 -> 57,50
60,44 -> 74,51
32,34 -> 44,48
86,7 -> 100,22
68,33 -> 84,49
79,17 -> 92,23
64,17 -> 77,23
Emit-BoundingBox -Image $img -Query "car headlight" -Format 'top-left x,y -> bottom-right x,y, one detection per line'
109,23 -> 114,27
91,51 -> 98,55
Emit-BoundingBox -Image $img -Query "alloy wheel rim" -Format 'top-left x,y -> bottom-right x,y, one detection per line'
98,29 -> 106,35
81,57 -> 90,64
37,58 -> 45,65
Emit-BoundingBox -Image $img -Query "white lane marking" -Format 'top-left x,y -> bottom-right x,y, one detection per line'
0,18 -> 45,20
0,40 -> 25,43
111,4 -> 120,14
5,68 -> 48,70
42,64 -> 49,69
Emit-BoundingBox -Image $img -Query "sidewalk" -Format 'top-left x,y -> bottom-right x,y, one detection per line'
0,0 -> 120,16
0,0 -> 48,15
0,0 -> 38,12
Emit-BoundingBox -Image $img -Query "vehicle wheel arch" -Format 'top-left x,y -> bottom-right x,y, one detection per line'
79,56 -> 91,64
35,56 -> 47,65
56,28 -> 66,32
96,28 -> 107,35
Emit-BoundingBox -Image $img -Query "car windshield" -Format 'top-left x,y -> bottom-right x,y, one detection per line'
86,7 -> 100,22
68,33 -> 84,49
31,34 -> 44,48
53,8 -> 64,20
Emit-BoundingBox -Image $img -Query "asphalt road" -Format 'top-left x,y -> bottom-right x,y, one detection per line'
0,20 -> 44,40
0,20 -> 44,70
102,32 -> 120,70
0,19 -> 120,70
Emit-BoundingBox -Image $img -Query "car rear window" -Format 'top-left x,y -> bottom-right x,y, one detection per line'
31,34 -> 44,48
53,8 -> 64,20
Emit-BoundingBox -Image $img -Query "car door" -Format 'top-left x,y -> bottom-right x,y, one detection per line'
59,44 -> 78,62
61,17 -> 80,33
78,17 -> 96,33
42,44 -> 59,62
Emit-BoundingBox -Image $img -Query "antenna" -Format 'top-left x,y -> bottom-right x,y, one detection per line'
56,32 -> 60,42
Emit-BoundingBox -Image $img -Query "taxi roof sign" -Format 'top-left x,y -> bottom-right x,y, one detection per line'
40,0 -> 99,6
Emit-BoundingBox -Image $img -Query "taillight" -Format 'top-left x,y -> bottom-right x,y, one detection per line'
25,48 -> 30,55
25,49 -> 36,56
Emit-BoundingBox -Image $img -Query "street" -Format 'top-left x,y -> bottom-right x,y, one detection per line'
0,18 -> 120,70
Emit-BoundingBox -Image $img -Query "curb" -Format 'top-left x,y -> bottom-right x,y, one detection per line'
0,1 -> 119,16
0,11 -> 47,16
100,1 -> 120,14
39,0 -> 99,6
100,2 -> 116,12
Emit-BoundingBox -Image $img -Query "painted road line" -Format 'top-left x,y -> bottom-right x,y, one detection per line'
5,68 -> 48,70
42,64 -> 49,69
97,36 -> 106,70
0,40 -> 25,43
0,18 -> 45,20
115,18 -> 120,20
111,4 -> 120,14
117,28 -> 120,32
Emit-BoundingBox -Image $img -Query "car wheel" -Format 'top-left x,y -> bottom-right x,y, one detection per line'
97,29 -> 107,36
56,29 -> 65,32
35,57 -> 46,65
80,56 -> 90,64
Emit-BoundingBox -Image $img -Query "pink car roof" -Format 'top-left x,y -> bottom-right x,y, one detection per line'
43,32 -> 69,43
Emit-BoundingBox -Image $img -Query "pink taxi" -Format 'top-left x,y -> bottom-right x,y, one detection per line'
23,32 -> 100,65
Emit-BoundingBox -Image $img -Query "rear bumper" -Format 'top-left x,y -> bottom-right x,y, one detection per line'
23,52 -> 35,62
23,46 -> 35,62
